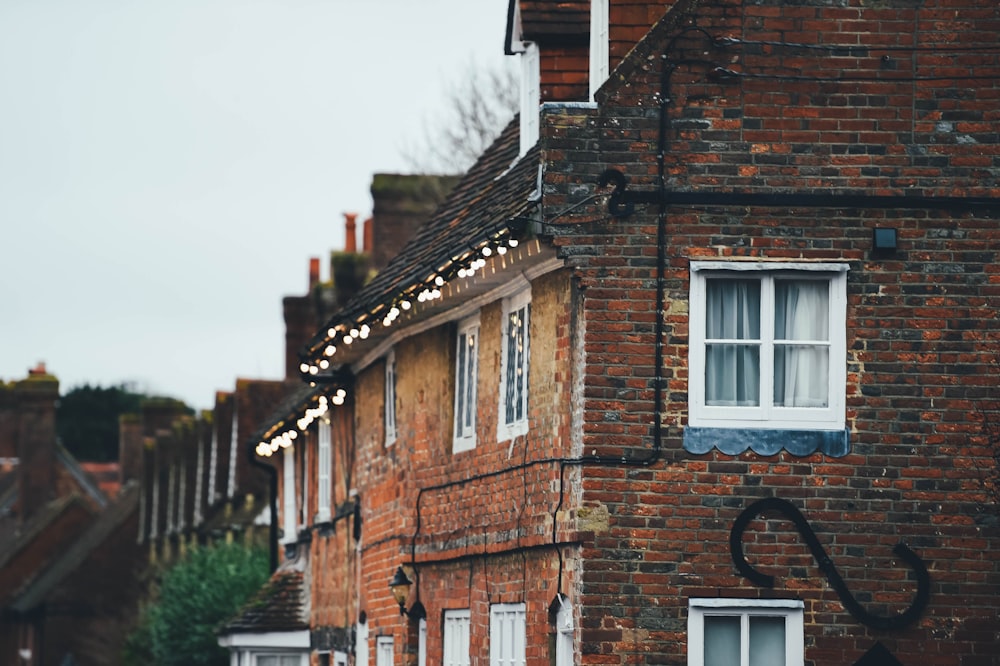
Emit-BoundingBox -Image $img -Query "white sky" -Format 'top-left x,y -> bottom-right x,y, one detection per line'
0,0 -> 513,410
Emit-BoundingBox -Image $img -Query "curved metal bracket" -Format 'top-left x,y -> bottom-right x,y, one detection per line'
730,497 -> 931,631
598,168 -> 635,218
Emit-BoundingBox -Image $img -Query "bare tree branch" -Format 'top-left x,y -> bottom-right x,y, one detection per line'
401,61 -> 518,174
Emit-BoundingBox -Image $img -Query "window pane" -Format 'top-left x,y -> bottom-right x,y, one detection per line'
773,345 -> 829,407
706,279 -> 760,340
774,280 -> 828,341
258,658 -> 278,666
704,616 -> 740,666
456,333 -> 467,436
749,616 -> 785,666
706,345 -> 760,406
466,331 -> 476,429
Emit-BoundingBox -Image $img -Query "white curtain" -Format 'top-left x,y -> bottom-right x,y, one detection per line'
705,279 -> 761,406
774,280 -> 828,407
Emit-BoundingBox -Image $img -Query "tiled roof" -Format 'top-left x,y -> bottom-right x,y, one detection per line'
219,568 -> 308,635
303,117 -> 541,367
9,483 -> 139,612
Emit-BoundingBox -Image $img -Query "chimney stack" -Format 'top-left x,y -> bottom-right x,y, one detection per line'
15,365 -> 59,523
344,213 -> 358,253
363,216 -> 373,254
308,257 -> 320,290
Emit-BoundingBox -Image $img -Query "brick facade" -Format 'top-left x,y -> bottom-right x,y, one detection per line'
234,2 -> 999,665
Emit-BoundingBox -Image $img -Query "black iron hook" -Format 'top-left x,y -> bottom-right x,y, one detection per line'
730,497 -> 931,631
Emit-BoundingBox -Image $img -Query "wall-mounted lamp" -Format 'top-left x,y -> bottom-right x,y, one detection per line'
872,227 -> 898,253
389,566 -> 413,616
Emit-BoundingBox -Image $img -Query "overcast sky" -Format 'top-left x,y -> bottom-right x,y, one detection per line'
0,0 -> 513,410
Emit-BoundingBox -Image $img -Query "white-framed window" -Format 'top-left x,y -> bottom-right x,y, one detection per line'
333,651 -> 347,666
454,315 -> 480,453
519,41 -> 540,155
281,446 -> 296,545
376,637 -> 393,666
193,427 -> 205,524
490,603 -> 526,666
689,262 -> 847,430
498,289 -> 531,441
553,597 -> 574,666
418,617 -> 427,666
299,441 -> 309,532
385,350 -> 397,446
255,655 -> 304,666
444,610 -> 470,666
687,599 -> 804,666
226,405 -> 239,498
316,419 -> 331,523
589,0 -> 609,99
356,619 -> 369,666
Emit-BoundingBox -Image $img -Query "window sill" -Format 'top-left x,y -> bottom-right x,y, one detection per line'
682,427 -> 849,457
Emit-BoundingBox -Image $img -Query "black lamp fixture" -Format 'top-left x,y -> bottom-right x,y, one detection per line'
388,566 -> 413,616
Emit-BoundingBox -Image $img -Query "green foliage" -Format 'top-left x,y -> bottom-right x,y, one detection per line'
124,542 -> 269,666
56,383 -> 145,461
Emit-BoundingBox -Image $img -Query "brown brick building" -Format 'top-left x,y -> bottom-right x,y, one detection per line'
233,1 -> 1000,665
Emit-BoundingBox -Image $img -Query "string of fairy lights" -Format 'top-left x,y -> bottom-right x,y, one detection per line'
254,388 -> 347,458
297,225 -> 524,381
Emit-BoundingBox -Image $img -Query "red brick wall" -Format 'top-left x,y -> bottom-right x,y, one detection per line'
343,267 -> 580,664
541,0 -> 1000,663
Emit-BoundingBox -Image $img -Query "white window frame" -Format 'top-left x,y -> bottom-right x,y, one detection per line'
453,315 -> 480,453
333,651 -> 347,666
554,597 -> 574,666
193,427 -> 205,524
299,441 -> 309,532
519,41 -> 540,155
498,288 -> 531,442
252,655 -> 306,666
281,446 -> 296,545
687,598 -> 804,666
356,620 -> 369,666
589,0 -> 609,99
385,350 -> 397,446
689,262 -> 847,430
316,419 -> 331,523
226,404 -> 239,498
490,603 -> 526,666
444,609 -> 471,666
418,617 -> 427,666
375,637 -> 393,666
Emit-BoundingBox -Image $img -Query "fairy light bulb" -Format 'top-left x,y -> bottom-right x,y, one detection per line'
482,246 -> 492,257
360,324 -> 370,339
434,275 -> 445,287
299,362 -> 310,373
508,238 -> 519,247
350,328 -> 359,338
401,300 -> 411,310
319,359 -> 330,370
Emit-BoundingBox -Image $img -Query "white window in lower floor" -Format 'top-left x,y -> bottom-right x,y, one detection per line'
444,609 -> 470,666
255,655 -> 304,666
553,596 -> 574,666
418,617 -> 427,666
376,637 -> 393,666
687,599 -> 803,666
490,603 -> 526,666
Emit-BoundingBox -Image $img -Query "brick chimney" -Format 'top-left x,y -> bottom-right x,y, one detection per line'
283,259 -> 322,379
118,413 -> 143,484
344,213 -> 358,253
14,363 -> 60,523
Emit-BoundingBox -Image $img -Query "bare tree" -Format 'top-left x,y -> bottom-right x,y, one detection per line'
401,61 -> 518,174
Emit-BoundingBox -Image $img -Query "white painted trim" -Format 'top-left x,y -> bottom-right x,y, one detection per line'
453,314 -> 481,453
589,0 -> 609,100
218,630 -> 310,649
687,599 -> 803,666
384,349 -> 397,447
498,287 -> 531,442
688,262 -> 848,430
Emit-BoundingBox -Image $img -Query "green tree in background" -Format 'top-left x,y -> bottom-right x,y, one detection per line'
56,384 -> 146,461
124,542 -> 269,666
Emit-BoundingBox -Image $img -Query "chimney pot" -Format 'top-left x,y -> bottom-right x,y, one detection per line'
344,213 -> 358,253
308,257 -> 320,289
